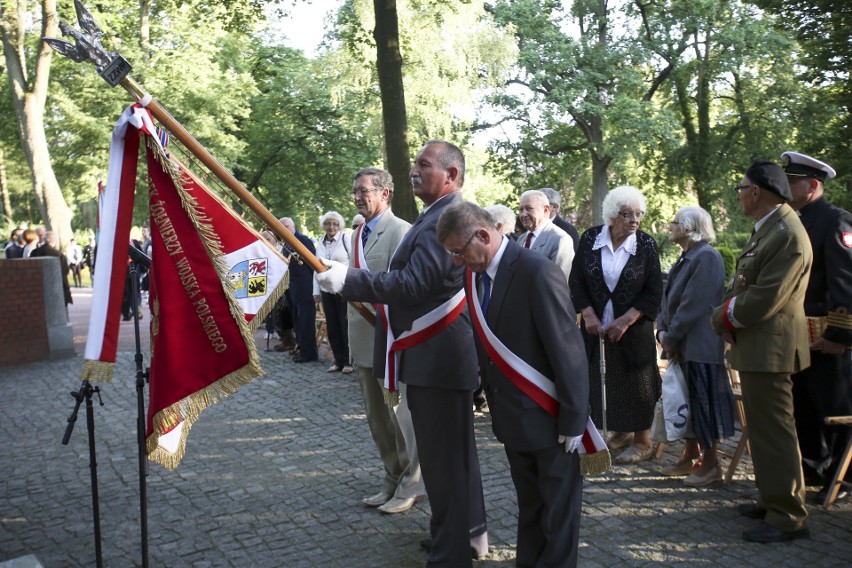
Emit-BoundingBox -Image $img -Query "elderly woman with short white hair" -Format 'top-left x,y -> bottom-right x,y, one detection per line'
313,211 -> 353,373
656,206 -> 735,485
569,186 -> 663,464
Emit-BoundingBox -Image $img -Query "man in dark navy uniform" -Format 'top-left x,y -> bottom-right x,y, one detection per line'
783,151 -> 852,502
280,216 -> 318,362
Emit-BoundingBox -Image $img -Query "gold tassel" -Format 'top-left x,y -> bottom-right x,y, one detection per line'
383,389 -> 400,407
580,450 -> 612,476
81,359 -> 115,383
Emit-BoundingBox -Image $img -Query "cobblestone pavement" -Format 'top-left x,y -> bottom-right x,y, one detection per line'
1,289 -> 850,567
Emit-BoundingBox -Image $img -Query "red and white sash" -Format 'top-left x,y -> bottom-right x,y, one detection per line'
464,270 -> 609,468
354,224 -> 467,392
380,289 -> 466,392
353,224 -> 368,270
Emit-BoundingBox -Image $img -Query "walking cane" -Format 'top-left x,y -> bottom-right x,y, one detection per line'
599,333 -> 608,440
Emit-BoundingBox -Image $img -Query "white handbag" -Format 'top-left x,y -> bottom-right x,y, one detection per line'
661,362 -> 692,441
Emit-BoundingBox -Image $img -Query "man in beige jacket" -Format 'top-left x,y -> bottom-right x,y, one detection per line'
347,167 -> 424,514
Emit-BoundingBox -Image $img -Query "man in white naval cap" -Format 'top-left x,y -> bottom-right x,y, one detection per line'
782,151 -> 852,504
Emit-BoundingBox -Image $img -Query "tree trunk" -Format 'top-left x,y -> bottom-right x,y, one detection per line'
0,148 -> 12,222
140,0 -> 151,59
590,153 -> 611,226
584,113 -> 611,225
372,0 -> 417,223
0,0 -> 73,246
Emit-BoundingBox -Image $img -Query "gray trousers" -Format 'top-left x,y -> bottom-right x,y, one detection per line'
356,366 -> 423,499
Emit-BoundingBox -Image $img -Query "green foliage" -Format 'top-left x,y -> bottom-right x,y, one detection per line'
236,40 -> 379,233
715,245 -> 738,280
751,0 -> 851,211
4,0 -> 848,239
648,231 -> 744,279
41,1 -> 259,231
647,231 -> 683,273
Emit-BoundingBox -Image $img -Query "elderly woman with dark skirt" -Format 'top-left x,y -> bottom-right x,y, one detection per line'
569,186 -> 663,464
656,206 -> 736,485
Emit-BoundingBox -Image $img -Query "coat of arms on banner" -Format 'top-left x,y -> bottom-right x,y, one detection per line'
229,258 -> 270,298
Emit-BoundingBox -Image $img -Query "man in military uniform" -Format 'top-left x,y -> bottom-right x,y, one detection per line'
711,160 -> 812,543
783,151 -> 852,502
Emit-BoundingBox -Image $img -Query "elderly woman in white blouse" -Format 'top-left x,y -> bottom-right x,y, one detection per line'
313,211 -> 353,373
569,186 -> 663,464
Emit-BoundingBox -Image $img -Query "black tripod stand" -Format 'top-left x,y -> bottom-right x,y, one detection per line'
62,380 -> 105,568
63,246 -> 152,568
127,245 -> 151,568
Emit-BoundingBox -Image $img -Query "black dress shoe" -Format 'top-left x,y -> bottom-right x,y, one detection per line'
419,538 -> 482,560
737,503 -> 767,519
292,355 -> 317,363
742,522 -> 809,543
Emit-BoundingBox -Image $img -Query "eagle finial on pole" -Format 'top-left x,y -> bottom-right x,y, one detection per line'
44,0 -> 131,85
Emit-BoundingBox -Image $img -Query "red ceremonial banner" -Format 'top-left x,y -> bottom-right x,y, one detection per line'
144,143 -> 288,469
84,105 -> 288,470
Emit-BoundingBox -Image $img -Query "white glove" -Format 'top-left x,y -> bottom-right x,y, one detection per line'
314,259 -> 347,294
558,434 -> 583,453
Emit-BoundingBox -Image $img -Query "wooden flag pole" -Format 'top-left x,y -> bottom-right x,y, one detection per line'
45,1 -> 376,326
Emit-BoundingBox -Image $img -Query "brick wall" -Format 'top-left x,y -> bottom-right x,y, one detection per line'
0,259 -> 50,367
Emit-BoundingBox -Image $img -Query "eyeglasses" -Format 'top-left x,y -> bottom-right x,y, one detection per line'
617,210 -> 644,220
445,232 -> 477,258
669,220 -> 681,226
733,184 -> 756,193
351,188 -> 380,197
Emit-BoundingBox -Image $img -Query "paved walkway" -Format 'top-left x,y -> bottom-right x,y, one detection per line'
1,288 -> 850,566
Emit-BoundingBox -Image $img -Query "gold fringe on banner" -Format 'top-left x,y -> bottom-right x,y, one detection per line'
580,449 -> 612,476
146,361 -> 261,470
81,359 -> 115,383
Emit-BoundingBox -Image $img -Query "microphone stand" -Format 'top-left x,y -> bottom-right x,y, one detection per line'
62,380 -> 104,568
128,246 -> 151,568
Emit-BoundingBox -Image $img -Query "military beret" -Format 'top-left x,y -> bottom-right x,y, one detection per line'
781,151 -> 836,181
746,159 -> 792,202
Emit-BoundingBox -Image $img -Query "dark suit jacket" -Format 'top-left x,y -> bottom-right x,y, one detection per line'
553,215 -> 580,253
799,196 -> 852,345
569,226 -> 662,368
30,244 -> 72,305
284,231 -> 316,304
475,239 -> 589,451
342,192 -> 478,390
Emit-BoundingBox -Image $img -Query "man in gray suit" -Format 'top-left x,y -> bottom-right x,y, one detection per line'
348,167 -> 424,514
517,190 -> 574,282
438,201 -> 589,568
316,141 -> 488,566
